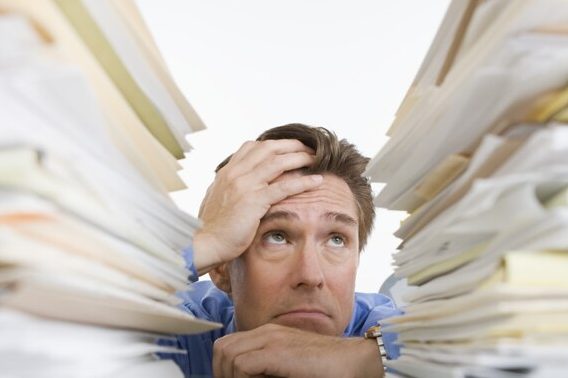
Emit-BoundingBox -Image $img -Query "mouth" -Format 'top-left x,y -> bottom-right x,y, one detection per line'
272,307 -> 336,334
275,309 -> 331,322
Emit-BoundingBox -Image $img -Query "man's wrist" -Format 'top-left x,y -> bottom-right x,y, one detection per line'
192,231 -> 224,276
350,337 -> 385,378
364,325 -> 387,375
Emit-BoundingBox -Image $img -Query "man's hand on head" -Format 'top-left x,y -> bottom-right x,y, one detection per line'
212,324 -> 384,378
193,139 -> 323,276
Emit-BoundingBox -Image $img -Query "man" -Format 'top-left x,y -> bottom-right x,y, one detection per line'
161,124 -> 399,377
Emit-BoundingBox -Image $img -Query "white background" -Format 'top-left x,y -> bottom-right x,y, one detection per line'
137,0 -> 449,292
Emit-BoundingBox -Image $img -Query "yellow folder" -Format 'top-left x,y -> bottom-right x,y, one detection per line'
0,0 -> 186,192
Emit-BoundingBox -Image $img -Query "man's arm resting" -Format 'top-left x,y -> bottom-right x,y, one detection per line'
212,324 -> 384,378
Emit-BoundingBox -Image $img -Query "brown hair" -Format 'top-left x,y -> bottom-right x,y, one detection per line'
216,123 -> 375,251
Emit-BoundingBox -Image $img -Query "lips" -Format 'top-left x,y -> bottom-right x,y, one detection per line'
275,308 -> 331,320
272,306 -> 336,334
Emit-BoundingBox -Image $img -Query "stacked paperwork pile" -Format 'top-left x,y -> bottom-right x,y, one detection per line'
0,1 -> 219,376
366,1 -> 568,377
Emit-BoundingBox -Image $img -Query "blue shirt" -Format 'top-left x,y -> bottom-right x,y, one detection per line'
159,248 -> 400,378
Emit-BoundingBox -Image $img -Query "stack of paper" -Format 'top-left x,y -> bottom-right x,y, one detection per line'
0,2 -> 219,376
0,309 -> 186,378
0,0 -> 205,193
365,1 -> 568,377
367,0 -> 568,213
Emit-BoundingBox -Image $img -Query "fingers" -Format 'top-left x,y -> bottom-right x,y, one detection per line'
239,151 -> 316,186
221,139 -> 314,179
262,174 -> 324,204
232,351 -> 271,378
225,140 -> 258,165
213,330 -> 270,378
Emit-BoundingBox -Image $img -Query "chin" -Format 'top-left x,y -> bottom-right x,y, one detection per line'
272,317 -> 337,336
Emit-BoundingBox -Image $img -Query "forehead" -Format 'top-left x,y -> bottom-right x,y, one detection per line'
268,173 -> 358,220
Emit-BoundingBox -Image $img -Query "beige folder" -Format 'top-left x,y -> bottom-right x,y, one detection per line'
0,0 -> 185,192
54,0 -> 184,159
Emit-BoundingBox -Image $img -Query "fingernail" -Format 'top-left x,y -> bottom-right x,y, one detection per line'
311,174 -> 323,183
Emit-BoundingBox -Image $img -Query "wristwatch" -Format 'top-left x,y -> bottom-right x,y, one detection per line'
364,324 -> 387,371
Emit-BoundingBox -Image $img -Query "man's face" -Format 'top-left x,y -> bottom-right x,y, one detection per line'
227,172 -> 360,336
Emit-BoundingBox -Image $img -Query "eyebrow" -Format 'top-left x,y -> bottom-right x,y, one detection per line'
260,210 -> 299,224
260,210 -> 357,227
323,211 -> 358,227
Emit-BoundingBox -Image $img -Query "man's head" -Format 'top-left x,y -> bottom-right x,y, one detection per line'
216,123 -> 375,249
210,123 -> 375,336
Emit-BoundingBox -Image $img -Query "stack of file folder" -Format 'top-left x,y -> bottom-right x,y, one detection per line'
366,1 -> 568,377
0,1 -> 219,376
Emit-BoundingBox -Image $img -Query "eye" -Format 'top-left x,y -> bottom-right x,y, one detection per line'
264,231 -> 288,245
328,234 -> 345,247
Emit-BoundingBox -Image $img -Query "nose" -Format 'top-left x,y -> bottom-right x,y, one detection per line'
291,241 -> 325,289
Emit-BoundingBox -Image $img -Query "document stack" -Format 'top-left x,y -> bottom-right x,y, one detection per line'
366,1 -> 568,377
0,0 -> 219,376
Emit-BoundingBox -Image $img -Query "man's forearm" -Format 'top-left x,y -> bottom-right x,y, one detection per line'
212,323 -> 385,377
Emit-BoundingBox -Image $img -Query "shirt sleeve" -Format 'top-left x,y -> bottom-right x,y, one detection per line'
158,245 -> 238,376
157,263 -> 235,377
181,246 -> 199,283
345,292 -> 402,360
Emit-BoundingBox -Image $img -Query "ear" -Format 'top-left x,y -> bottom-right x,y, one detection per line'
210,263 -> 232,294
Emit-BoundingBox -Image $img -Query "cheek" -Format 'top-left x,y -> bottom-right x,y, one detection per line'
232,255 -> 286,294
329,252 -> 358,283
327,259 -> 358,314
229,255 -> 287,329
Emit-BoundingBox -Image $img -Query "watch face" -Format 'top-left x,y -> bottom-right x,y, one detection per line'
364,325 -> 382,338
